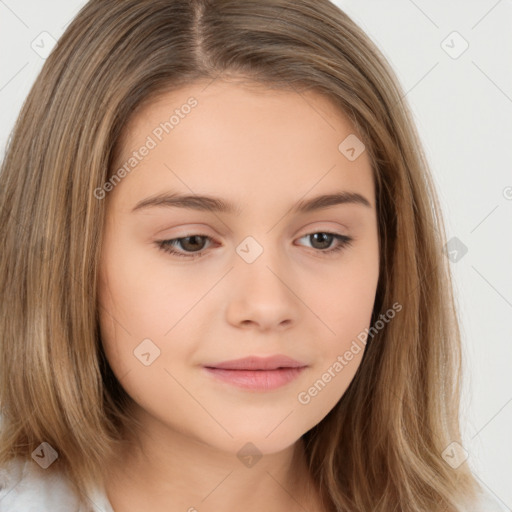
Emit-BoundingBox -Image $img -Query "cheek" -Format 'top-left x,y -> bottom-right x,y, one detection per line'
96,260 -> 195,414
306,243 -> 379,343
96,244 -> 178,377
97,239 -> 218,411
97,236 -> 200,341
296,244 -> 378,414
296,348 -> 364,427
294,269 -> 376,419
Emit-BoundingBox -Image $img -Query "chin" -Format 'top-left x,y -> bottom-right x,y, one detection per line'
197,426 -> 305,459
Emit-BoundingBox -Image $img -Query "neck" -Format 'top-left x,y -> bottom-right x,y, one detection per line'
102,407 -> 325,512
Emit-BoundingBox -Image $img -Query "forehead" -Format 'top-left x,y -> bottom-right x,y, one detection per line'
109,79 -> 375,213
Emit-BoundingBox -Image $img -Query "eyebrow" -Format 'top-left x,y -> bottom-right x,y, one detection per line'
131,190 -> 372,215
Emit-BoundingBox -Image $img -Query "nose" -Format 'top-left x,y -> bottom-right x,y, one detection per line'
224,248 -> 299,332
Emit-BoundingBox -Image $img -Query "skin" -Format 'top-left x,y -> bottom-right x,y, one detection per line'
97,78 -> 380,512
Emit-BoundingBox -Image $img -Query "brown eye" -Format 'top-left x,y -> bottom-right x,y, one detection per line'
155,231 -> 353,261
297,232 -> 353,255
156,235 -> 213,259
308,233 -> 335,250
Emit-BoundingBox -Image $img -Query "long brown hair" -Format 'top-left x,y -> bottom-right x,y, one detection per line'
0,0 -> 483,510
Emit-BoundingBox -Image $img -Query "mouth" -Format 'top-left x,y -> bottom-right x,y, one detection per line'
202,355 -> 307,391
202,367 -> 307,391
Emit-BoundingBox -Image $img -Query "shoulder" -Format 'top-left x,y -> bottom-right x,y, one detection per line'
0,456 -> 112,512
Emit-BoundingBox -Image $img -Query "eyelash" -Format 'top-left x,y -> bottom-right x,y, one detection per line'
155,232 -> 353,260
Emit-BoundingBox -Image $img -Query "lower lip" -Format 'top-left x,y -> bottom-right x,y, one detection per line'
203,367 -> 306,391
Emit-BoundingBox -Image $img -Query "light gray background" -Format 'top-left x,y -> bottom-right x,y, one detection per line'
0,0 -> 511,509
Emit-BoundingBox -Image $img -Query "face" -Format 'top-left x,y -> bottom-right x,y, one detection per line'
97,79 -> 379,456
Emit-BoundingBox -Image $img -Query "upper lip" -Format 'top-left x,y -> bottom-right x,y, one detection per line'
204,355 -> 307,371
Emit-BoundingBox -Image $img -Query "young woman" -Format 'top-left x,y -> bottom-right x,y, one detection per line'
0,1 -> 505,510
